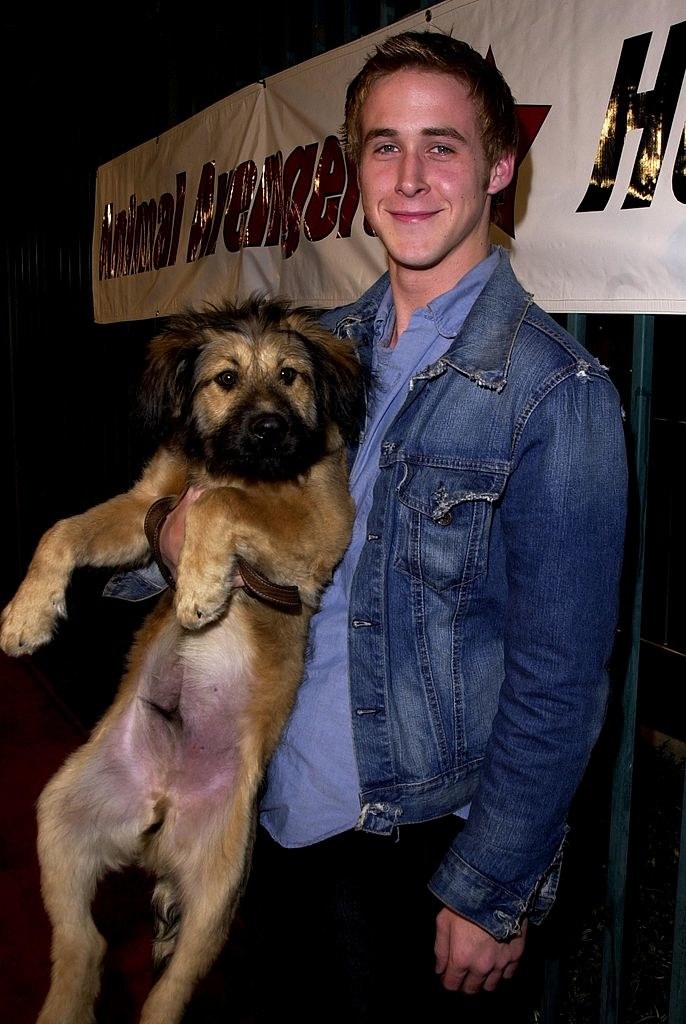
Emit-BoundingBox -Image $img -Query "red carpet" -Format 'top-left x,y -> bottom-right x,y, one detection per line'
0,648 -> 256,1023
0,650 -> 84,1023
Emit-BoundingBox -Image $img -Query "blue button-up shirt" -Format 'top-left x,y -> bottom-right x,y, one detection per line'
259,252 -> 500,845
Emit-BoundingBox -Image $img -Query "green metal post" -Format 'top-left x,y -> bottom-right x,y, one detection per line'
668,763 -> 686,1019
599,314 -> 654,1022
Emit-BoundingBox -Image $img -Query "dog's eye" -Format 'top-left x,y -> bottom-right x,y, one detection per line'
215,370 -> 237,390
280,366 -> 297,386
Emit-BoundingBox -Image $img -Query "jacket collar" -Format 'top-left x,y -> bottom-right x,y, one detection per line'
440,249 -> 533,392
323,248 -> 533,390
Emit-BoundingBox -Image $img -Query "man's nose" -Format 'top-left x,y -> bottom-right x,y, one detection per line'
395,152 -> 428,196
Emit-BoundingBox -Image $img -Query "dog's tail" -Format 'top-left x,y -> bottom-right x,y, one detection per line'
151,876 -> 182,972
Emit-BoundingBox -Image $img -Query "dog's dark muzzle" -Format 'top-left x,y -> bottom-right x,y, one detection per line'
203,408 -> 326,481
250,413 -> 289,449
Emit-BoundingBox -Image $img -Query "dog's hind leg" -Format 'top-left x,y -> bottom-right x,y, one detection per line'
34,719 -> 163,1024
34,767 -> 111,1024
138,773 -> 259,1024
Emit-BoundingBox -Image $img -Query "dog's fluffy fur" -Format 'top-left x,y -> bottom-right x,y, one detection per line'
0,295 -> 364,1024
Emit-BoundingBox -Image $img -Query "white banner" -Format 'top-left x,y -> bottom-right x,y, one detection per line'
93,0 -> 686,323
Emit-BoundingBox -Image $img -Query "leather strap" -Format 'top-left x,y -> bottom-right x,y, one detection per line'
144,495 -> 179,590
144,495 -> 303,614
235,556 -> 303,614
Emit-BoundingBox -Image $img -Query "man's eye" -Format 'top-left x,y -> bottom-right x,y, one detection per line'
216,370 -> 237,389
280,366 -> 297,385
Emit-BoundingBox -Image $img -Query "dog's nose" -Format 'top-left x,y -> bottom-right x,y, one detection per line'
251,414 -> 288,444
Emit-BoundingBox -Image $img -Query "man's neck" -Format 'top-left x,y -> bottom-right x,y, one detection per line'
388,240 -> 491,344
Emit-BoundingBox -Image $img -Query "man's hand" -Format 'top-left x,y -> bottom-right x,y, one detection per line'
157,485 -> 206,578
434,908 -> 527,994
156,484 -> 246,596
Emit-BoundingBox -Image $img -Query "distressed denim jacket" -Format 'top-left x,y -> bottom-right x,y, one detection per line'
317,249 -> 628,938
107,249 -> 628,939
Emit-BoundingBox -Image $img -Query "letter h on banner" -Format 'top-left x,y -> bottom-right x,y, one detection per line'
577,20 -> 686,211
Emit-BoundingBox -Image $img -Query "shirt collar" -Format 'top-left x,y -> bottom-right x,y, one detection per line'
373,286 -> 395,346
371,247 -> 500,347
426,247 -> 500,340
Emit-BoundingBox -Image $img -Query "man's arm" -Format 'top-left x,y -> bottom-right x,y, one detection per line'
430,369 -> 628,956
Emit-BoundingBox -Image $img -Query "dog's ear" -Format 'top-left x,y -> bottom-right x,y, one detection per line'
137,321 -> 202,443
289,313 -> 366,443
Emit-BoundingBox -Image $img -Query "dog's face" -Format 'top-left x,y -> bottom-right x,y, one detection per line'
139,296 -> 364,481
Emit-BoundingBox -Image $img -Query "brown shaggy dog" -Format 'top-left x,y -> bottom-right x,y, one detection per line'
0,295 -> 364,1024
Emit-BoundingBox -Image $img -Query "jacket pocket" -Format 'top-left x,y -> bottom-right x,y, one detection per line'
392,463 -> 507,592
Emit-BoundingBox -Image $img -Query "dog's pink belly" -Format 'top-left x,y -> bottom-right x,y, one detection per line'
93,617 -> 253,835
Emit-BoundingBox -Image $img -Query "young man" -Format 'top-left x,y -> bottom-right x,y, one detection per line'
120,29 -> 628,1020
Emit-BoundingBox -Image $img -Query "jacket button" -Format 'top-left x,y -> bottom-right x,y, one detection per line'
436,512 -> 452,526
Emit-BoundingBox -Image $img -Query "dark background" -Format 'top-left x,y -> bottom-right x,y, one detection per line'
0,5 -> 683,1022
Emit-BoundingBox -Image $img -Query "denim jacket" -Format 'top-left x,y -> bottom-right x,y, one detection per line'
107,249 -> 627,939
317,249 -> 628,938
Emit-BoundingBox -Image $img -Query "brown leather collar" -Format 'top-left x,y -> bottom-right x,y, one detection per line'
145,495 -> 303,614
235,556 -> 303,614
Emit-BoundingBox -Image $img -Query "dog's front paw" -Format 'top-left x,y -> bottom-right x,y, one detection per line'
174,581 -> 228,630
0,588 -> 66,656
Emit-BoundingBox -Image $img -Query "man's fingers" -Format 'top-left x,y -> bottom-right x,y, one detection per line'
441,966 -> 499,994
482,969 -> 504,992
439,965 -> 468,992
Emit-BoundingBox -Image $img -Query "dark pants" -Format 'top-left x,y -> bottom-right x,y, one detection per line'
226,817 -> 540,1022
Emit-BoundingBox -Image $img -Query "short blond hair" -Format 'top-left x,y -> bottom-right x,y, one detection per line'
342,30 -> 519,170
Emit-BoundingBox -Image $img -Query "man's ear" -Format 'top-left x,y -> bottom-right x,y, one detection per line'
487,151 -> 516,195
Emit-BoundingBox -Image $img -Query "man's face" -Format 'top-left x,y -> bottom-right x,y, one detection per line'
358,69 -> 513,284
